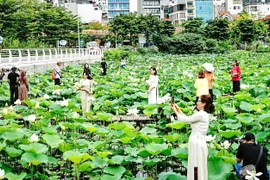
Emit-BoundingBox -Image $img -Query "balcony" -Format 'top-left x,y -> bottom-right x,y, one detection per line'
187,13 -> 194,16
187,5 -> 194,9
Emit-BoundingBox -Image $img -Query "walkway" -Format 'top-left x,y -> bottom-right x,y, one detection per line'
0,48 -> 102,73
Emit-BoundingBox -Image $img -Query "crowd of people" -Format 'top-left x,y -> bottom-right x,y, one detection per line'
2,57 -> 269,180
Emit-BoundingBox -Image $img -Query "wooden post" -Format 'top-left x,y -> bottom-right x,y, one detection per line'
194,167 -> 198,180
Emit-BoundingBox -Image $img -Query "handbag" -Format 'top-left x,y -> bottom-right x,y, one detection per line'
240,146 -> 263,179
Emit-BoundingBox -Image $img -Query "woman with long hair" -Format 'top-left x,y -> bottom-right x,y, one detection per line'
171,95 -> 215,180
146,67 -> 158,104
230,60 -> 241,93
83,63 -> 92,80
19,70 -> 29,101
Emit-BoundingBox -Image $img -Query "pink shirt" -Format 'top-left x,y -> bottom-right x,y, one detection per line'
230,66 -> 241,81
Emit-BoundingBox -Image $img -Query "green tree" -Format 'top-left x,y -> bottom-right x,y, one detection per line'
181,17 -> 204,34
204,18 -> 230,40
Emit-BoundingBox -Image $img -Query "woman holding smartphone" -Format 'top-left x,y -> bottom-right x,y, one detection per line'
171,95 -> 214,180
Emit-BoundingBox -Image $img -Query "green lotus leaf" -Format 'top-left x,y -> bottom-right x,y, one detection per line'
261,98 -> 270,106
5,172 -> 27,180
236,113 -> 254,125
23,99 -> 36,108
108,155 -> 124,165
221,106 -> 236,116
5,147 -> 23,157
47,156 -> 58,164
81,123 -> 98,133
76,139 -> 91,148
213,89 -> 222,98
208,156 -> 233,179
96,151 -> 112,158
138,149 -> 151,157
21,152 -> 48,165
58,142 -> 74,153
171,147 -> 188,160
255,131 -> 270,143
251,104 -> 265,112
63,151 -> 93,164
97,112 -> 114,122
140,126 -> 157,135
239,101 -> 252,112
42,134 -> 64,148
41,126 -> 57,134
124,147 -> 139,157
101,174 -> 119,180
2,131 -> 24,142
104,165 -> 126,178
124,128 -> 138,137
93,155 -> 108,168
120,137 -> 132,144
0,141 -> 6,151
95,127 -> 110,136
164,133 -> 181,143
108,122 -> 127,130
166,121 -> 186,130
223,123 -> 242,130
258,113 -> 270,124
13,105 -> 28,113
19,143 -> 48,154
158,171 -> 186,180
219,130 -> 241,138
111,130 -> 125,137
145,143 -> 168,155
89,141 -> 106,150
78,161 -> 94,172
143,158 -> 160,166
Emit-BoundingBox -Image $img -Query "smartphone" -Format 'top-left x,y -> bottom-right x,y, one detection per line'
171,96 -> 174,104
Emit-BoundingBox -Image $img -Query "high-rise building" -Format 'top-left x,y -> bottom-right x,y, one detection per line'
138,0 -> 163,19
195,0 -> 214,22
107,0 -> 130,20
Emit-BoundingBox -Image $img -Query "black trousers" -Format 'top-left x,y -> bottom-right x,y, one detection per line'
10,85 -> 18,105
102,68 -> 106,75
233,81 -> 240,93
55,78 -> 61,85
209,89 -> 214,100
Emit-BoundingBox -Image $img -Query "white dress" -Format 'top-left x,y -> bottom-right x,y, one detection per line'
177,110 -> 209,180
147,75 -> 158,104
80,79 -> 93,113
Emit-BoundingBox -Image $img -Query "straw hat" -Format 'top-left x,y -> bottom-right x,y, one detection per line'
203,63 -> 214,72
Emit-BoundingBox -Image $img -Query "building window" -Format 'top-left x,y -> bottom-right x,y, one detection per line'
200,6 -> 202,10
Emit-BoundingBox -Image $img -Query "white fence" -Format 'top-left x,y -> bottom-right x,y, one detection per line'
0,48 -> 103,73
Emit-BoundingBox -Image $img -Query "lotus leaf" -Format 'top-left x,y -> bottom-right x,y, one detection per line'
108,122 -> 127,130
96,127 -> 110,136
108,155 -> 124,165
120,137 -> 132,144
171,147 -> 188,160
236,113 -> 254,125
97,112 -> 113,122
93,155 -> 108,168
140,127 -> 157,135
158,171 -> 186,180
19,143 -> 48,154
239,101 -> 252,112
89,141 -> 106,150
81,123 -> 98,132
138,149 -> 151,157
104,165 -> 126,178
208,156 -> 233,179
166,121 -> 186,130
63,151 -> 93,164
164,133 -> 181,143
145,143 -> 168,155
255,131 -> 270,143
96,151 -> 112,158
41,126 -> 58,134
124,128 -> 138,137
5,172 -> 27,180
5,147 -> 23,157
101,174 -> 119,180
221,106 -> 236,116
219,130 -> 241,138
42,134 -> 64,148
21,152 -> 48,165
1,131 -> 24,142
78,161 -> 95,172
258,113 -> 270,124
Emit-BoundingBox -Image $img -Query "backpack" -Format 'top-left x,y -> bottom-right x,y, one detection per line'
51,69 -> 55,80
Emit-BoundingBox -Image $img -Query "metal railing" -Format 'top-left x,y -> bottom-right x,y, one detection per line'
0,48 -> 103,65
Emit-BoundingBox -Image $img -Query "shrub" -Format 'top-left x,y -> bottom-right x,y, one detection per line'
148,45 -> 159,54
204,39 -> 218,53
137,47 -> 147,54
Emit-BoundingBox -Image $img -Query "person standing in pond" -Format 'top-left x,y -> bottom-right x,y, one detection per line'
18,70 -> 29,101
83,63 -> 93,80
194,71 -> 209,105
79,73 -> 95,114
7,67 -> 20,105
146,67 -> 158,104
230,60 -> 241,93
171,95 -> 215,180
120,57 -> 126,68
100,58 -> 107,75
54,62 -> 62,85
203,63 -> 215,100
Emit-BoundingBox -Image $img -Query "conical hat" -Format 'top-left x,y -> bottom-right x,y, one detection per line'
203,63 -> 214,72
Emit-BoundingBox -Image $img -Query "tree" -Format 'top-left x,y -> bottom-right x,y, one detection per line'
204,18 -> 230,40
181,17 -> 204,34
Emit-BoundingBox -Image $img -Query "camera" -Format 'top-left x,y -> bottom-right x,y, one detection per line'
233,137 -> 243,144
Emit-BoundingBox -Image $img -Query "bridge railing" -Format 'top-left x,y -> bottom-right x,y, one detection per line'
0,48 -> 103,65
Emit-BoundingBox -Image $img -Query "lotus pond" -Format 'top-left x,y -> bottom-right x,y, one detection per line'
0,51 -> 269,180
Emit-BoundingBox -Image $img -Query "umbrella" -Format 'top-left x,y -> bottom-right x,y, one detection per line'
203,63 -> 214,72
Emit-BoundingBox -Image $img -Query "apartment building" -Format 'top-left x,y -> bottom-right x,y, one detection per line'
195,0 -> 214,22
245,4 -> 270,19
